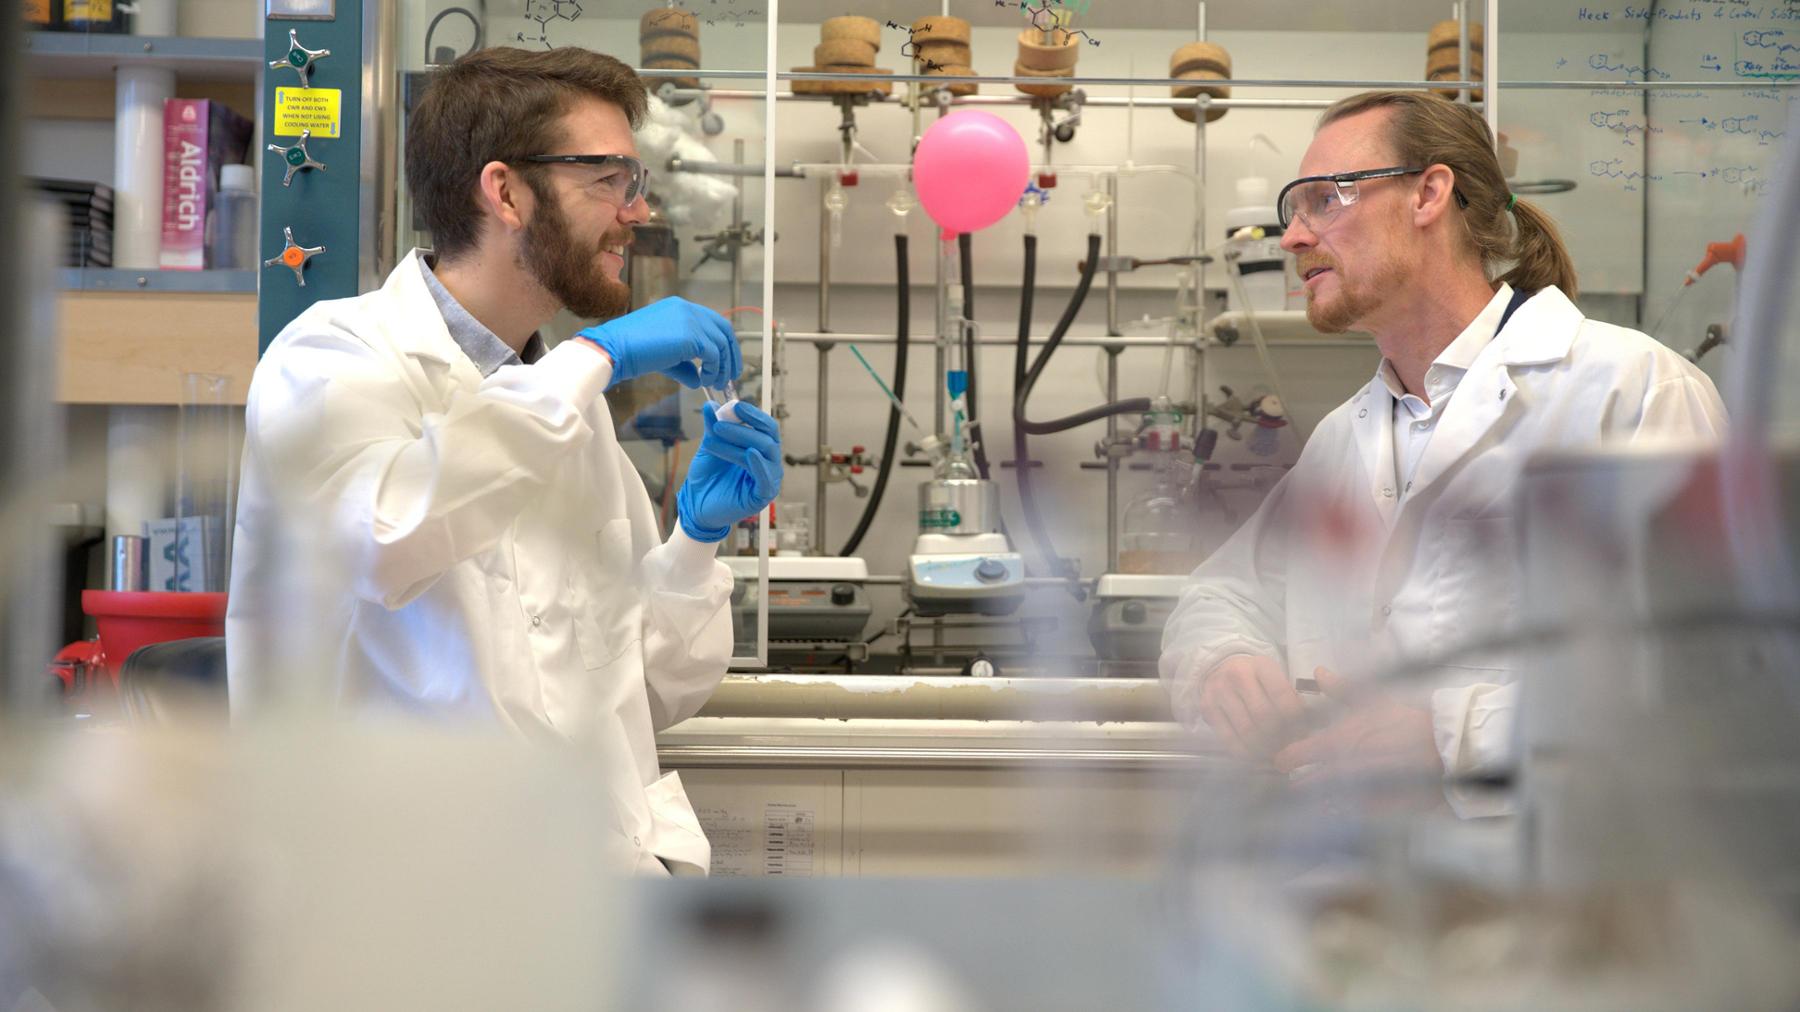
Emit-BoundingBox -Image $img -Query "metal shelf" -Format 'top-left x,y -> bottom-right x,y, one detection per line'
60,268 -> 257,294
22,32 -> 262,81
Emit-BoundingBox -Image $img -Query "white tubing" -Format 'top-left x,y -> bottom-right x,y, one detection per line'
112,65 -> 175,270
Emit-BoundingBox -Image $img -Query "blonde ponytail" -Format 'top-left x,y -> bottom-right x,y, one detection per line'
1499,197 -> 1578,299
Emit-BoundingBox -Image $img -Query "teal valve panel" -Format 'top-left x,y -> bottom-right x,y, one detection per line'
258,0 -> 365,353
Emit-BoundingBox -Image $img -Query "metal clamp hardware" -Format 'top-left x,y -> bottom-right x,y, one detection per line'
269,28 -> 330,87
267,128 -> 326,187
264,226 -> 325,286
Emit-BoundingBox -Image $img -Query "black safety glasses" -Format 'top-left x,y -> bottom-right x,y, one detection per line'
515,153 -> 650,208
1276,166 -> 1428,231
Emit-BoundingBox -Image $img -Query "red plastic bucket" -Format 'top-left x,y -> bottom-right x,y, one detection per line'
79,590 -> 227,683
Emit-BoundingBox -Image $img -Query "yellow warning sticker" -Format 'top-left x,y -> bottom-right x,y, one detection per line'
273,87 -> 342,139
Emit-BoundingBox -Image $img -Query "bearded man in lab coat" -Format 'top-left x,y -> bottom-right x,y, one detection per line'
227,48 -> 781,873
1159,91 -> 1726,813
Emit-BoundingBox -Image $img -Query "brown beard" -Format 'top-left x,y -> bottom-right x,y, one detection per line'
518,182 -> 633,321
1303,245 -> 1407,334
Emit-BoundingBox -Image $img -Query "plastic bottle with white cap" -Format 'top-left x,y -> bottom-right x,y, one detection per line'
210,164 -> 258,270
1222,175 -> 1291,313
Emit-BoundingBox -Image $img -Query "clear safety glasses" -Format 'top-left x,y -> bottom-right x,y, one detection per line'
516,153 -> 651,208
1275,165 -> 1425,231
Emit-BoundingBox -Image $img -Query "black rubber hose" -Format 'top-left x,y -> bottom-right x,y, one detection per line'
1021,397 -> 1153,435
1011,233 -> 1065,579
838,234 -> 909,557
958,231 -> 992,480
1021,233 -> 1099,396
1016,233 -> 1149,434
1014,235 -> 1035,392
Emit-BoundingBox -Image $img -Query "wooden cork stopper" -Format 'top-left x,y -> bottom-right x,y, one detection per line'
1427,20 -> 1484,55
791,65 -> 894,96
1017,27 -> 1080,72
1169,42 -> 1230,122
834,67 -> 895,96
924,64 -> 978,95
911,15 -> 970,45
1427,20 -> 1484,99
1427,50 -> 1484,99
1169,41 -> 1230,77
1013,61 -> 1073,98
642,57 -> 699,90
916,39 -> 971,68
815,38 -> 876,66
821,15 -> 881,47
641,33 -> 700,64
791,65 -> 823,94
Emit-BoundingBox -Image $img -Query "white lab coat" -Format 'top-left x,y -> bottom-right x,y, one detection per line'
1159,285 -> 1727,813
227,249 -> 734,874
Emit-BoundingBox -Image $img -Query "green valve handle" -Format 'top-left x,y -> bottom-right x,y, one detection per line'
269,28 -> 331,87
267,128 -> 326,187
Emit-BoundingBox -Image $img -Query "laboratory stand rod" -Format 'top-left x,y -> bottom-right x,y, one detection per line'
788,161 -> 1194,180
1105,173 -> 1121,336
1485,0 -> 1500,139
680,90 -> 1354,111
935,229 -> 950,439
667,157 -> 800,177
1192,0 -> 1209,457
777,330 -> 1372,349
1194,106 -> 1208,294
766,70 -> 1488,89
1456,1 -> 1470,106
1105,348 -> 1122,573
1192,301 -> 1208,441
730,139 -> 745,327
644,65 -> 1500,89
816,341 -> 833,551
818,176 -> 832,333
817,175 -> 834,550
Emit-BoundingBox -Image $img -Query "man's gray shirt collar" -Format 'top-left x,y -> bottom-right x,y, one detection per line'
420,254 -> 546,376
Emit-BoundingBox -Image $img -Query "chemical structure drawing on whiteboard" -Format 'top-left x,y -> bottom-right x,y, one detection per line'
650,0 -> 760,29
997,0 -> 1101,45
517,0 -> 582,48
523,1 -> 761,49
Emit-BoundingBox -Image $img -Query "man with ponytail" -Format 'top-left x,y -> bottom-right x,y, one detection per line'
1160,91 -> 1725,815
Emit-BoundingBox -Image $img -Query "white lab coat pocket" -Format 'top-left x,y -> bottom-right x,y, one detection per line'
644,770 -> 711,876
573,519 -> 642,670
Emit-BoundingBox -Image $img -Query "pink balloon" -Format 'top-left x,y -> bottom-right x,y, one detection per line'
913,110 -> 1030,236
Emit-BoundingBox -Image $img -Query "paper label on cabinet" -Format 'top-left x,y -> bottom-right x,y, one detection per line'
273,87 -> 342,139
763,803 -> 814,876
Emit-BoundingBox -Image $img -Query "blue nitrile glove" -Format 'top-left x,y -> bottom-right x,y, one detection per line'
676,400 -> 783,542
576,297 -> 743,390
